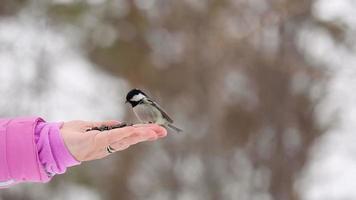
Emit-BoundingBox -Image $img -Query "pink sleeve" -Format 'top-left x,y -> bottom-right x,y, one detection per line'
0,117 -> 48,187
0,117 -> 80,188
35,122 -> 80,177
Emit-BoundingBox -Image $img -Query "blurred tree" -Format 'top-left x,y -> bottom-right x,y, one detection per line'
83,0 -> 325,199
0,0 -> 26,16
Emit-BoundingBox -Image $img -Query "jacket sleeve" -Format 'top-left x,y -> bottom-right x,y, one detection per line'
0,117 -> 50,187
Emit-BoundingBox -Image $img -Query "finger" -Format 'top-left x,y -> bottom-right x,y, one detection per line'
149,124 -> 167,138
132,124 -> 167,138
108,126 -> 138,142
110,143 -> 130,152
106,126 -> 157,146
94,126 -> 136,148
108,126 -> 157,144
109,130 -> 157,150
101,127 -> 164,156
96,125 -> 164,149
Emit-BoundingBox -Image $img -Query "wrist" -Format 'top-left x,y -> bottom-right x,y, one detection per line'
35,122 -> 80,177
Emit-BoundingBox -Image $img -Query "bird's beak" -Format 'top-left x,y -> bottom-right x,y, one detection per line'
125,100 -> 128,104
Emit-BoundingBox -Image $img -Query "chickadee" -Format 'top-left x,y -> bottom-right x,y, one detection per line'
126,89 -> 182,133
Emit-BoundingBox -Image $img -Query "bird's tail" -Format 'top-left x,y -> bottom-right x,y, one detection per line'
167,124 -> 183,133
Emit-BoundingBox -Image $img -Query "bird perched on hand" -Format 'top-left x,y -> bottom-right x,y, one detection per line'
126,89 -> 182,133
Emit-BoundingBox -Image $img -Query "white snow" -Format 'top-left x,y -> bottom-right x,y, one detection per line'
0,5 -> 129,199
296,0 -> 356,199
0,13 -> 128,122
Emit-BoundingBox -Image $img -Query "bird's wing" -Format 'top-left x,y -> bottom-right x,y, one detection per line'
145,98 -> 174,123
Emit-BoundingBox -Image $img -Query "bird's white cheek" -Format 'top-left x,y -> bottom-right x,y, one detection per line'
131,94 -> 146,102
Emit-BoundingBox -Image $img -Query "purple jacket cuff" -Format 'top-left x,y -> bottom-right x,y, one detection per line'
0,117 -> 49,185
35,122 -> 80,178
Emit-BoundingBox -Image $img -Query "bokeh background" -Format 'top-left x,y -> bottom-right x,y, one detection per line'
0,0 -> 356,199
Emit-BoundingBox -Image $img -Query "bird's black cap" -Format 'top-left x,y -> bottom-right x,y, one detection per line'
126,89 -> 146,106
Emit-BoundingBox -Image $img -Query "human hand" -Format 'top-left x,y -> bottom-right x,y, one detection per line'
59,120 -> 167,162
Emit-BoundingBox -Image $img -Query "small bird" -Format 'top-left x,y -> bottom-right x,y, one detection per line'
126,89 -> 182,133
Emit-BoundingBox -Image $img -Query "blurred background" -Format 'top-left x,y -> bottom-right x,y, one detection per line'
0,0 -> 355,199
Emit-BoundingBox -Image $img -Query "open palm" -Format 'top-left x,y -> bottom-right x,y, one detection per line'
59,120 -> 167,161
